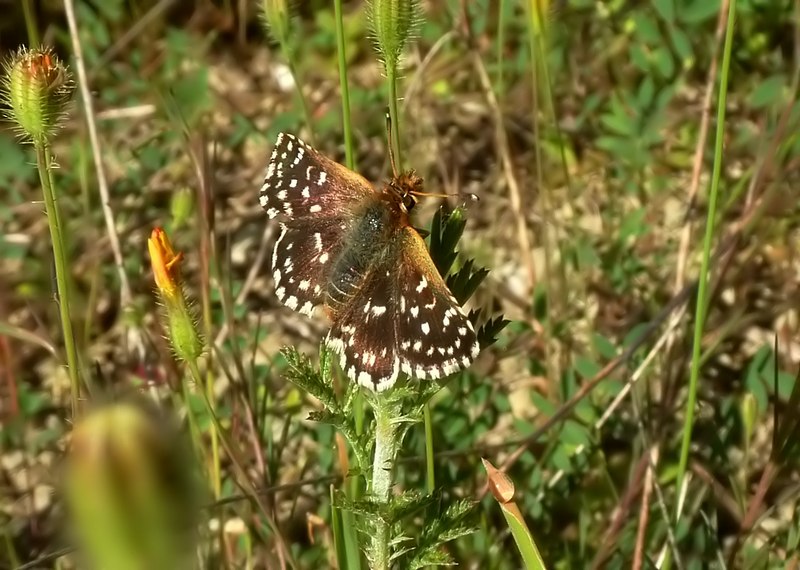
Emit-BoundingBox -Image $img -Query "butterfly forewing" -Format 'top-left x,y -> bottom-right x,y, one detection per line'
259,133 -> 372,221
263,133 -> 373,316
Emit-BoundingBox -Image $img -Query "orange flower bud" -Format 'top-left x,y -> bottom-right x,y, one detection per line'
147,227 -> 202,362
148,227 -> 183,301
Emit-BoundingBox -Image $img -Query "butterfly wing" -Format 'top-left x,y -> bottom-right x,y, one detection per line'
394,226 -> 480,380
259,133 -> 373,221
325,226 -> 480,391
262,133 -> 373,315
324,240 -> 402,389
271,219 -> 348,315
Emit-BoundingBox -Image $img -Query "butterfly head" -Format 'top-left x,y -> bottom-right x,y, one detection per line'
386,170 -> 425,213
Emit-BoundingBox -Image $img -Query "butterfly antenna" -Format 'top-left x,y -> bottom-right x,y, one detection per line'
385,110 -> 399,178
410,189 -> 480,202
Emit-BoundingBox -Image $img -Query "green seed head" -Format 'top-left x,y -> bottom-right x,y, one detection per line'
2,46 -> 73,144
260,0 -> 291,47
368,0 -> 422,74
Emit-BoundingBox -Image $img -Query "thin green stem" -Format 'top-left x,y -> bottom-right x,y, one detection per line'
387,65 -> 402,169
496,0 -> 507,95
423,404 -> 435,492
334,0 -> 355,170
178,381 -> 205,467
370,397 -> 400,570
36,143 -> 81,417
675,0 -> 737,521
198,247 -> 221,500
21,0 -> 39,47
280,39 -> 315,145
525,1 -> 557,383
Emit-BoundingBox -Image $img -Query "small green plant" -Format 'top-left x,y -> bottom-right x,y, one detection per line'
1,47 -> 80,416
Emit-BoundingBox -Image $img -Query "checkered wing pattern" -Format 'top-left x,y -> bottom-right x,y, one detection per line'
325,262 -> 399,390
326,226 -> 480,391
259,133 -> 372,221
394,227 -> 480,381
261,133 -> 373,316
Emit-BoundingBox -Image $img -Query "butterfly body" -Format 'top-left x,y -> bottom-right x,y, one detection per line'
261,133 -> 479,391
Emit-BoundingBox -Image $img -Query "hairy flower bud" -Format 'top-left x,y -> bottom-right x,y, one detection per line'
260,0 -> 291,47
368,0 -> 421,73
66,401 -> 198,570
148,228 -> 203,362
1,46 -> 73,143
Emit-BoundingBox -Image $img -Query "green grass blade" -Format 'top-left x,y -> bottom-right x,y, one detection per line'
674,0 -> 737,512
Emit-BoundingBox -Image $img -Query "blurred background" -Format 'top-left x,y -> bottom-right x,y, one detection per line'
1,0 -> 800,568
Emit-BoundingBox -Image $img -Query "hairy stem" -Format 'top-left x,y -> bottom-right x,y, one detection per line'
370,396 -> 400,569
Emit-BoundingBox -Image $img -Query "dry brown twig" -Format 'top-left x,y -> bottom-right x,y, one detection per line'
459,6 -> 537,289
633,446 -> 658,570
673,0 -> 731,295
63,0 -> 141,356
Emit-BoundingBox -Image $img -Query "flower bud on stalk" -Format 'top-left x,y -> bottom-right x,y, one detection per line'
148,227 -> 203,363
1,47 -> 73,144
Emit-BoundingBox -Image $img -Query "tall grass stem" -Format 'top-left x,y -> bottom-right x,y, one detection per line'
387,66 -> 402,169
334,0 -> 355,169
370,397 -> 399,569
36,143 -> 81,417
675,0 -> 737,527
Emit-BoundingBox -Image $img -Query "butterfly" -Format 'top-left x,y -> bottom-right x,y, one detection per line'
260,133 -> 480,391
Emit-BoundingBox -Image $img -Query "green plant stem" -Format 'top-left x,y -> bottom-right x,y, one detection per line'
525,1 -> 558,388
36,143 -> 81,418
187,356 -> 221,499
675,0 -> 736,507
178,382 -> 205,467
496,0 -> 507,94
279,39 -> 315,145
387,65 -> 402,169
423,404 -> 435,492
334,0 -> 355,170
21,0 -> 39,47
370,396 -> 400,570
199,273 -> 221,500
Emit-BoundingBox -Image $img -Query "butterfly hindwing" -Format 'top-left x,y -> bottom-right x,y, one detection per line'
394,227 -> 480,380
325,256 -> 399,391
325,227 -> 479,391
